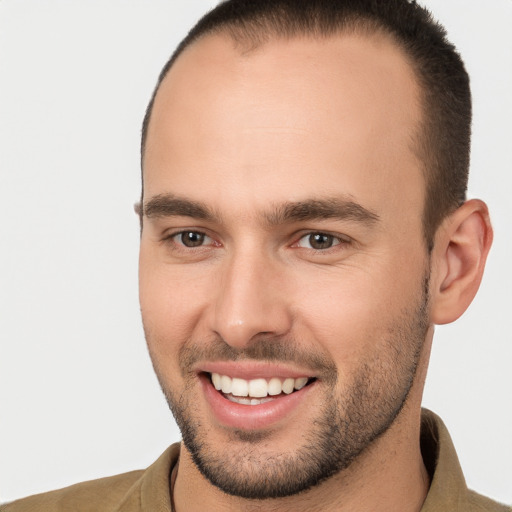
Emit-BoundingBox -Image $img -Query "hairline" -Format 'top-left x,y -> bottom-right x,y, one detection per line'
141,18 -> 421,160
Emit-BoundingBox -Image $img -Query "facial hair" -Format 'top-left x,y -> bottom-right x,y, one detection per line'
149,274 -> 430,500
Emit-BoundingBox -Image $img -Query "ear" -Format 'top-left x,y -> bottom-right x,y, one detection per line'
430,199 -> 493,325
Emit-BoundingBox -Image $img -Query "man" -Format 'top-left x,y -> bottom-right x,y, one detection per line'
2,0 -> 509,511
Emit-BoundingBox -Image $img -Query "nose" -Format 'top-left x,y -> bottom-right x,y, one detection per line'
209,249 -> 292,349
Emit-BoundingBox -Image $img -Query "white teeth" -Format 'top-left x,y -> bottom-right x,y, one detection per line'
268,377 -> 282,396
212,373 -> 222,390
248,378 -> 268,398
220,375 -> 232,394
231,378 -> 249,397
227,395 -> 275,405
294,377 -> 308,390
282,378 -> 295,394
210,373 -> 311,399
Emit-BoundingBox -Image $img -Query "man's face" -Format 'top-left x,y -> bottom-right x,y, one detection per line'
140,33 -> 431,498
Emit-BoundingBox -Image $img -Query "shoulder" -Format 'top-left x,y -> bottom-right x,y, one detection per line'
466,490 -> 511,512
0,470 -> 144,512
1,444 -> 180,512
420,410 -> 510,512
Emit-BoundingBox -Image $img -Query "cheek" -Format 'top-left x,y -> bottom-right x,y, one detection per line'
139,253 -> 211,363
289,260 -> 425,364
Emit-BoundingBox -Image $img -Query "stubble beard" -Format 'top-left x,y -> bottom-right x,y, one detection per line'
149,275 -> 430,500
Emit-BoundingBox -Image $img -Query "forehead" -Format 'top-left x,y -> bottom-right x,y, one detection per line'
143,31 -> 424,224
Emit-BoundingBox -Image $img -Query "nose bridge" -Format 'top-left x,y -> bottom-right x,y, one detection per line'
211,244 -> 291,349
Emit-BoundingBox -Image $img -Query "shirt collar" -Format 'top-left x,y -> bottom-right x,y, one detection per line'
419,408 -> 468,511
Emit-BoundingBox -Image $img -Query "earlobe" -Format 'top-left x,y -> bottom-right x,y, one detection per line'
430,199 -> 493,325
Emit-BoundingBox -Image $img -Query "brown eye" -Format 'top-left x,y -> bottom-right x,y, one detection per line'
178,231 -> 206,247
309,233 -> 334,249
297,232 -> 342,250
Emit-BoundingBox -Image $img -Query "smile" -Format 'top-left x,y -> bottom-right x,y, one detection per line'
211,372 -> 309,397
198,364 -> 319,429
209,372 -> 314,405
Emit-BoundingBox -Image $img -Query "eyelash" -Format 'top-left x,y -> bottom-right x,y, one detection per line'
163,229 -> 351,253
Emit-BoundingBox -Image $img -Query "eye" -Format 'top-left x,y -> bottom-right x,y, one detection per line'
296,232 -> 343,250
173,230 -> 212,248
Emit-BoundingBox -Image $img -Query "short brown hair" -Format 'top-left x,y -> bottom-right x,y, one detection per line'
141,0 -> 471,249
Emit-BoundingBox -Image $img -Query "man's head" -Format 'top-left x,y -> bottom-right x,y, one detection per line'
141,0 -> 472,250
138,0 -> 491,504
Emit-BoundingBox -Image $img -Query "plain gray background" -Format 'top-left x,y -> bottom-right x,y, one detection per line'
1,0 -> 511,505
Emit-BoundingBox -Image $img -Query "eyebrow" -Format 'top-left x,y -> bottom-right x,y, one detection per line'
264,198 -> 379,226
143,194 -> 217,221
143,193 -> 379,227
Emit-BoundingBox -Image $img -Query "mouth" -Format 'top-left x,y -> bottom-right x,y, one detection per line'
198,367 -> 318,430
209,372 -> 315,405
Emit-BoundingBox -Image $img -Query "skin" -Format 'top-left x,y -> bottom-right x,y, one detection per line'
139,31 -> 492,512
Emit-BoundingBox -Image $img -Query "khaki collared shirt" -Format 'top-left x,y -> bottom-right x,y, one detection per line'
2,409 -> 509,511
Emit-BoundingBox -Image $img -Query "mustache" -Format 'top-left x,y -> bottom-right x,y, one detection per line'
179,335 -> 337,380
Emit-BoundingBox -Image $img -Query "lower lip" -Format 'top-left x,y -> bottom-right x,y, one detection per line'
200,373 -> 316,430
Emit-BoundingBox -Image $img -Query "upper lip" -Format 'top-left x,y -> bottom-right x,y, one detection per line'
197,361 -> 316,380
